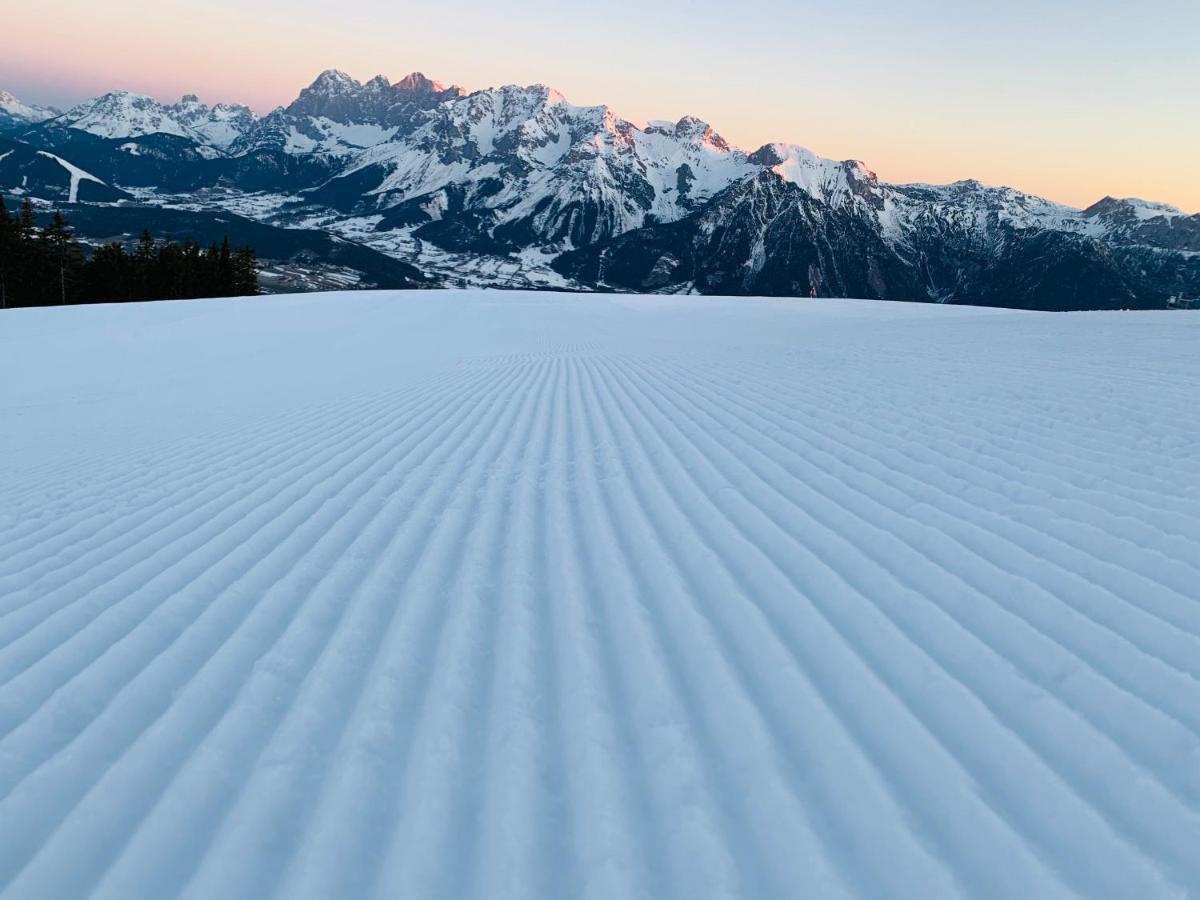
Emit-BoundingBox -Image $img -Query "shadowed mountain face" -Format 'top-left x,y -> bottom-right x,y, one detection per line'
554,173 -> 1167,310
283,70 -> 464,124
2,75 -> 1196,309
0,137 -> 132,203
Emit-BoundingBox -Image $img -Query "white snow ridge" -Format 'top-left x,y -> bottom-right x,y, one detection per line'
1,290 -> 1199,899
34,151 -> 106,203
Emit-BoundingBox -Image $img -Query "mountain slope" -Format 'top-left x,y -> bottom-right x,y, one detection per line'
54,91 -> 209,142
170,95 -> 256,151
310,86 -> 759,252
0,137 -> 131,203
553,171 -> 1172,310
1,290 -> 1198,897
229,70 -> 464,159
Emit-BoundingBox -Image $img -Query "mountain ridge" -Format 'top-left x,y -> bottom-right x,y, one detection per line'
1,77 -> 1196,309
8,78 -> 1191,215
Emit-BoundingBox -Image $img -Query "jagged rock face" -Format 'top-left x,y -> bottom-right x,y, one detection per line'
54,91 -> 206,142
1082,197 -> 1200,252
170,95 -> 256,151
283,70 -> 463,125
553,171 -> 1191,309
958,230 -> 1141,310
554,173 -> 920,298
33,91 -> 257,159
312,84 -> 755,251
230,71 -> 465,159
748,143 -> 885,211
285,69 -> 376,121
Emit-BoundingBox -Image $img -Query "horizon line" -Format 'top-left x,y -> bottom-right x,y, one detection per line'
6,71 -> 1196,216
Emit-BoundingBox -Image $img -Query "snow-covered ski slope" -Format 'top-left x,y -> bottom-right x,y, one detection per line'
1,290 -> 1199,900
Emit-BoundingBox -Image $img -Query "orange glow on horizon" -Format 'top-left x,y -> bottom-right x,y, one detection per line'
4,0 -> 1197,214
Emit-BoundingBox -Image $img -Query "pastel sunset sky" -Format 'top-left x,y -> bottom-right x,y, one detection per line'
5,0 -> 1198,211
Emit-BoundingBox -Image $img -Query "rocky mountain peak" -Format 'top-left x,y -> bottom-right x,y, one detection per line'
395,72 -> 442,94
287,70 -> 371,120
0,90 -> 59,123
312,69 -> 357,88
55,91 -> 207,141
1083,196 -> 1183,220
673,115 -> 730,151
285,69 -> 463,125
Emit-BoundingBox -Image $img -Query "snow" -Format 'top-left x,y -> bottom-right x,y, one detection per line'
57,91 -> 201,140
41,77 -> 1189,275
266,78 -> 1152,260
1,290 -> 1198,899
151,96 -> 256,151
51,91 -> 253,150
762,144 -> 870,206
331,84 -> 757,241
320,121 -> 397,148
288,118 -> 399,155
0,90 -> 57,123
34,150 -> 105,202
1123,198 -> 1185,221
631,125 -> 754,218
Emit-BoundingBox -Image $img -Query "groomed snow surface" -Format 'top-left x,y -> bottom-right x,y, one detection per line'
1,291 -> 1199,900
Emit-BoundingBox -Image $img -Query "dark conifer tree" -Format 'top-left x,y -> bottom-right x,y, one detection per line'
19,198 -> 35,240
134,230 -> 156,302
39,211 -> 83,305
0,201 -> 258,308
0,196 -> 15,309
232,245 -> 259,296
83,243 -> 130,303
218,237 -> 234,297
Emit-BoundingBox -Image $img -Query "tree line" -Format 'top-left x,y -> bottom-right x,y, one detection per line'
0,196 -> 258,309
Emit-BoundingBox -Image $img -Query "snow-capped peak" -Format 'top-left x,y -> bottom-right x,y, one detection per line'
394,72 -> 461,96
55,90 -> 207,141
45,89 -> 256,150
169,95 -> 256,151
312,69 -> 358,89
0,90 -> 59,123
285,69 -> 464,125
1083,196 -> 1184,222
672,115 -> 731,151
746,142 -> 878,207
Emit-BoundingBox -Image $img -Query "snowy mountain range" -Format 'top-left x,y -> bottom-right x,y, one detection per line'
1,73 -> 1197,308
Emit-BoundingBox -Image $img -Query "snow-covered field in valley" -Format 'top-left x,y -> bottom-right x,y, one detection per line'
1,290 -> 1199,899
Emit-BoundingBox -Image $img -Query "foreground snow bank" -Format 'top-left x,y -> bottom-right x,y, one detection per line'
1,291 -> 1199,899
